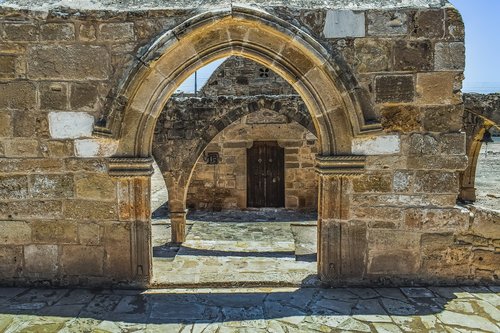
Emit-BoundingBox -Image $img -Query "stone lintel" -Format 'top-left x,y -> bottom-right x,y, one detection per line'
315,155 -> 366,175
108,157 -> 154,177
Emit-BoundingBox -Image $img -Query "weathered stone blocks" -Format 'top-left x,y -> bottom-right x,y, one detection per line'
0,81 -> 37,109
40,23 -> 75,41
375,75 -> 414,103
61,245 -> 104,276
380,105 -> 421,133
28,45 -> 110,80
435,42 -> 465,71
367,11 -> 408,36
394,40 -> 433,71
0,221 -> 31,244
24,244 -> 59,276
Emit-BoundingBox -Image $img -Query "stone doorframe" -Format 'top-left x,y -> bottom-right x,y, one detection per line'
100,7 -> 379,284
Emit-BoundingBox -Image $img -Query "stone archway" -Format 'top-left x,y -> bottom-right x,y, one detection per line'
153,95 -> 316,237
104,6 -> 377,283
460,94 -> 500,201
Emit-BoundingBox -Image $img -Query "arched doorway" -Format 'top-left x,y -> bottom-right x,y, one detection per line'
102,7 -> 377,285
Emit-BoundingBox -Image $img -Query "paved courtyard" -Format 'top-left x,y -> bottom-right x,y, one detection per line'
0,285 -> 499,332
152,210 -> 318,287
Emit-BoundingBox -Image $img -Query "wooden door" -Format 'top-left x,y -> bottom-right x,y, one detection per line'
247,141 -> 285,208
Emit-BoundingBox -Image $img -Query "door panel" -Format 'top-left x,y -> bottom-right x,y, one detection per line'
247,141 -> 284,208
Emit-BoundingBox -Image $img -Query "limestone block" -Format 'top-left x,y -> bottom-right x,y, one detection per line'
103,222 -> 133,278
1,23 -> 38,41
0,245 -> 22,278
406,134 -> 439,155
63,200 -> 117,221
393,170 -> 413,193
70,82 -> 99,110
352,135 -> 400,155
0,221 -> 31,245
354,38 -> 391,73
29,174 -> 74,199
445,8 -> 465,41
421,232 -> 454,254
0,81 -> 37,109
40,23 -> 75,41
61,245 -> 104,276
0,175 -> 28,200
78,222 -> 103,246
0,200 -> 63,220
470,209 -> 500,240
3,139 -> 40,157
323,10 -> 365,38
0,158 -> 64,173
414,171 -> 458,194
28,45 -> 110,80
380,105 -> 421,133
79,23 -> 96,41
411,10 -> 444,38
368,250 -> 420,275
473,250 -> 498,271
366,11 -> 408,36
24,244 -> 58,276
416,72 -> 459,105
98,22 -> 135,42
375,75 -> 414,103
405,208 -> 470,231
394,40 -> 433,71
368,229 -> 420,250
0,55 -> 16,78
32,221 -> 78,244
350,207 -> 403,221
39,82 -> 68,110
407,155 -> 468,170
44,140 -> 74,158
440,133 -> 466,155
353,173 -> 392,193
435,42 -> 465,71
74,139 -> 118,157
422,105 -> 463,132
75,173 -> 117,201
48,112 -> 94,139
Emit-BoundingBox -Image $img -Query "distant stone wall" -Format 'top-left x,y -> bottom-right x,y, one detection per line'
187,110 -> 318,211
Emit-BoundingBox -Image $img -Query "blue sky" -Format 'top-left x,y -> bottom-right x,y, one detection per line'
177,1 -> 500,93
452,0 -> 500,93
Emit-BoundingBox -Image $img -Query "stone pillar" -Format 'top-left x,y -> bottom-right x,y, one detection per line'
316,155 -> 367,284
109,157 -> 154,286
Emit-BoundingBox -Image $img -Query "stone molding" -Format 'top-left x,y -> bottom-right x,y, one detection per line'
108,157 -> 154,177
315,155 -> 366,175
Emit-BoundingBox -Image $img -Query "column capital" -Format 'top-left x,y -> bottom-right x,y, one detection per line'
315,155 -> 366,175
108,157 -> 154,177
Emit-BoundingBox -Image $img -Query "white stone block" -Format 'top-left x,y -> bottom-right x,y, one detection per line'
323,10 -> 365,38
75,138 -> 118,157
352,135 -> 400,155
48,112 -> 94,139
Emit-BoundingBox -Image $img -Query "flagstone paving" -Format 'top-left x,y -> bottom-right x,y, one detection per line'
0,286 -> 498,332
152,210 -> 318,287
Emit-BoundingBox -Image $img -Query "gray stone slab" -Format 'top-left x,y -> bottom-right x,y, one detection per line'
323,10 -> 366,38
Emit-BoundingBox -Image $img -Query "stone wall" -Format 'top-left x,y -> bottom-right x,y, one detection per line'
0,1 -> 498,287
186,109 -> 318,211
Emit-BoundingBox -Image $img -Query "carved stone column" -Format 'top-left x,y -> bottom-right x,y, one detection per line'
109,157 -> 154,286
316,155 -> 367,284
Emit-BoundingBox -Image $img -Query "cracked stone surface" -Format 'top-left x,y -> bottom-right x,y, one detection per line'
152,210 -> 318,287
0,286 -> 498,332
